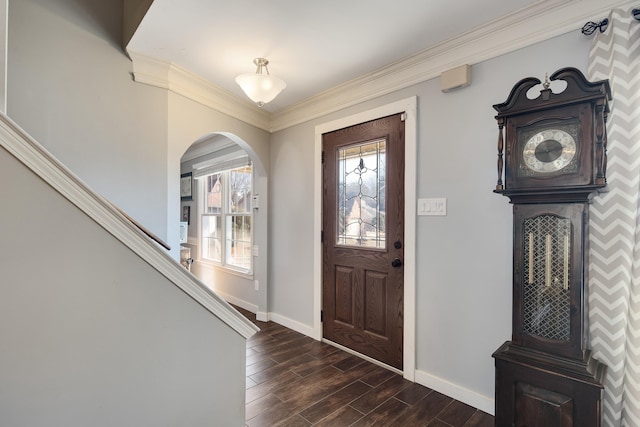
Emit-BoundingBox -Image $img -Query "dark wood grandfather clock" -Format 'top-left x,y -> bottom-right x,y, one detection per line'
492,67 -> 611,427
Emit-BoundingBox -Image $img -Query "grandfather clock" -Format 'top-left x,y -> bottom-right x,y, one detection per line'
492,68 -> 611,427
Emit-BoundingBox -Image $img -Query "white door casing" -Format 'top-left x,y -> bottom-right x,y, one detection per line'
314,97 -> 417,380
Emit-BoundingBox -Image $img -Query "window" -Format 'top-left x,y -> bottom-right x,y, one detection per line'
200,165 -> 252,273
337,139 -> 386,248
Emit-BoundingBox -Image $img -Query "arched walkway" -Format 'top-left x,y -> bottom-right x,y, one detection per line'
178,131 -> 269,320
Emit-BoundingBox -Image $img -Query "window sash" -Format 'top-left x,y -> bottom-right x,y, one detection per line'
201,214 -> 221,262
225,213 -> 251,270
198,165 -> 253,273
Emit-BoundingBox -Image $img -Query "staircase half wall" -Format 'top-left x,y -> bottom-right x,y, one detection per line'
0,113 -> 257,426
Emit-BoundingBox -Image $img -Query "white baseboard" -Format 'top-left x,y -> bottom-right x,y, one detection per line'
414,370 -> 494,415
213,290 -> 258,315
268,308 -> 495,415
213,292 -> 309,333
268,312 -> 316,338
215,295 -> 494,415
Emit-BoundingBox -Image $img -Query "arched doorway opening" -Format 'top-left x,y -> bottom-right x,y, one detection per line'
179,131 -> 268,321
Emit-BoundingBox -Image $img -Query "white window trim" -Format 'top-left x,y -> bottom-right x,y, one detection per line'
196,165 -> 253,275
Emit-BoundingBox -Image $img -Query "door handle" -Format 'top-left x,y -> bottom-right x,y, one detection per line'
391,258 -> 402,268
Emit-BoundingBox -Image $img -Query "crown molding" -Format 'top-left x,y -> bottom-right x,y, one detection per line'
129,0 -> 633,133
270,0 -> 633,131
128,50 -> 272,132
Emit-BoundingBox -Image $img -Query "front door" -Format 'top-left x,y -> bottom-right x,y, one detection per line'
322,113 -> 405,370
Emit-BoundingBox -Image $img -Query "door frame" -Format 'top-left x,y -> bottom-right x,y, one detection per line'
313,97 -> 417,381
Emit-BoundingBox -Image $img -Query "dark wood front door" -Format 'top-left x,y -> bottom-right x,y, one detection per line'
322,113 -> 405,370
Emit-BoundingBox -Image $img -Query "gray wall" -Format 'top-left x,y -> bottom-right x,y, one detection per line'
0,146 -> 247,426
3,1 -> 252,424
8,0 -> 169,242
4,0 -> 595,411
168,92 -> 271,318
269,32 -> 591,401
179,144 -> 267,316
6,0 -> 272,315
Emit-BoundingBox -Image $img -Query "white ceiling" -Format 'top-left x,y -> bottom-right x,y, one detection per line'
127,0 -> 542,112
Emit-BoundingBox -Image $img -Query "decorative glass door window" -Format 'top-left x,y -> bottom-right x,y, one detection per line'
336,138 -> 386,248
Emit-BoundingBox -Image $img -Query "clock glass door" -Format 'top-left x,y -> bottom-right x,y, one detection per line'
522,214 -> 571,341
513,203 -> 584,358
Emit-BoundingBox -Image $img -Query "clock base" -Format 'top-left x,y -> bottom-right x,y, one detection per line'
493,341 -> 606,427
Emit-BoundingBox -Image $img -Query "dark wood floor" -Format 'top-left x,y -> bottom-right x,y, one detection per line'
238,307 -> 494,427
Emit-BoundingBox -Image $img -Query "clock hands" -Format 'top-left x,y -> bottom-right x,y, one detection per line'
535,140 -> 563,163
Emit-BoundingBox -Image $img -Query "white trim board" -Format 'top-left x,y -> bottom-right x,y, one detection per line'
314,97 -> 417,382
242,306 -> 495,415
212,289 -> 259,316
128,50 -> 271,131
128,0 -> 635,133
212,289 -> 269,323
0,113 -> 258,340
323,339 -> 403,376
414,369 -> 495,416
218,294 -> 316,337
268,312 -> 316,338
0,0 -> 6,113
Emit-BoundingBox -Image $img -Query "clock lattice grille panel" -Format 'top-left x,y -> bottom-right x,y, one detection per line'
522,215 -> 571,341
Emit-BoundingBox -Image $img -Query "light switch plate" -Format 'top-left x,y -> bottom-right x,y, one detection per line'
417,198 -> 447,216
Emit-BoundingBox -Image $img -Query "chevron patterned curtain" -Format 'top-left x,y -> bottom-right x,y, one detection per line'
587,6 -> 640,427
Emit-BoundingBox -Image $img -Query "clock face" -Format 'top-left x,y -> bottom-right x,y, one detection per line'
522,129 -> 577,174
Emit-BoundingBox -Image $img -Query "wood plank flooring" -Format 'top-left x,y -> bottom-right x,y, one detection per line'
238,307 -> 494,427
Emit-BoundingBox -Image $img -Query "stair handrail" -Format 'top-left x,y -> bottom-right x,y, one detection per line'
111,203 -> 171,251
0,112 -> 257,339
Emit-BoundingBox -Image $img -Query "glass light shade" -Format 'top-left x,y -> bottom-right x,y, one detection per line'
235,73 -> 286,106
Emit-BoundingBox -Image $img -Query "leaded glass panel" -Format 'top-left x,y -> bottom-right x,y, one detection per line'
336,139 -> 386,248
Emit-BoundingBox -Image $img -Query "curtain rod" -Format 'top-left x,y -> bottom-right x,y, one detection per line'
581,8 -> 640,35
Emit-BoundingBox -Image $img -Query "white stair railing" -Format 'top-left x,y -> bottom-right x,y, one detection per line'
0,112 -> 257,339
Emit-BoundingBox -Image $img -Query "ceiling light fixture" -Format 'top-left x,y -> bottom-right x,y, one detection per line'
235,58 -> 286,107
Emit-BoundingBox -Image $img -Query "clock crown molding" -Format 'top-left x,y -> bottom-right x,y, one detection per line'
493,67 -> 611,197
494,67 -> 612,117
128,0 -> 634,133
